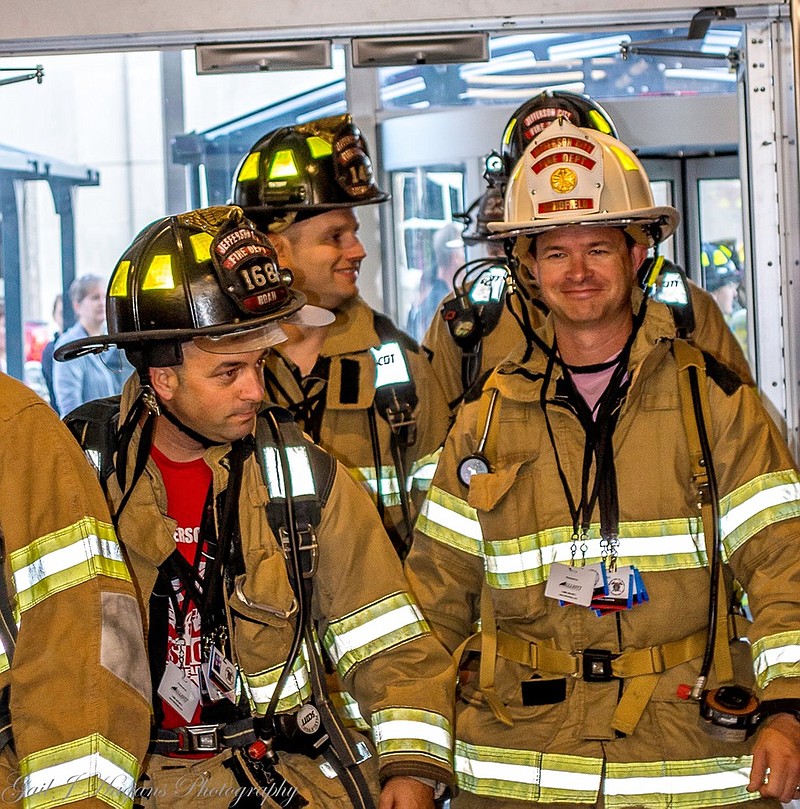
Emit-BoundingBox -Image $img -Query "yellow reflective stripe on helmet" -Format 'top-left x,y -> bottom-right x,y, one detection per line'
330,690 -> 370,731
20,733 -> 138,809
416,486 -> 483,557
261,445 -> 316,499
752,630 -> 800,689
306,136 -> 333,159
372,708 -> 452,767
323,591 -> 429,678
720,470 -> 800,557
484,518 -> 706,589
189,231 -> 213,264
371,341 -> 412,388
604,756 -> 752,809
237,151 -> 261,182
454,740 -> 603,803
243,648 -> 312,715
269,149 -> 299,180
109,261 -> 130,298
10,518 -> 130,613
141,254 -> 175,291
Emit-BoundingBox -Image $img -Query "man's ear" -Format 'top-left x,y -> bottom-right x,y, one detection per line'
148,366 -> 178,402
269,233 -> 291,266
630,243 -> 649,276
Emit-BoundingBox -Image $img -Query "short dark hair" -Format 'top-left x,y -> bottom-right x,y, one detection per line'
69,274 -> 105,307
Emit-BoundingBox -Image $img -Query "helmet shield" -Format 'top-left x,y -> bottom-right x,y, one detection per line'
489,119 -> 680,247
56,206 -> 332,364
232,114 -> 389,227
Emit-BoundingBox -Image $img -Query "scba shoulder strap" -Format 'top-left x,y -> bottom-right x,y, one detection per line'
254,407 -> 377,809
371,312 -> 418,446
63,395 -> 123,486
255,405 -> 336,581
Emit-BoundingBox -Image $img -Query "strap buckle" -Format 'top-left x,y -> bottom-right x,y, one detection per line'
178,723 -> 224,753
579,648 -> 618,682
279,525 -> 318,579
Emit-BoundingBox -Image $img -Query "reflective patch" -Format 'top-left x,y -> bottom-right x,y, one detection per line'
101,592 -> 151,703
260,445 -> 316,499
10,518 -> 131,613
371,342 -> 411,388
20,733 -> 139,809
349,466 -> 402,507
243,647 -> 312,715
720,470 -> 800,557
323,591 -> 430,678
752,630 -> 800,688
416,486 -> 483,557
372,708 -> 452,767
330,690 -> 369,731
605,756 -> 753,809
455,740 -> 602,803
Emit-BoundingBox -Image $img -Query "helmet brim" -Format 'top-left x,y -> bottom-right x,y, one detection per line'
55,289 -> 332,362
487,206 -> 680,244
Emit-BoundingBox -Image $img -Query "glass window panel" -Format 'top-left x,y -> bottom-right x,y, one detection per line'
390,168 -> 464,341
697,178 -> 748,360
379,27 -> 743,110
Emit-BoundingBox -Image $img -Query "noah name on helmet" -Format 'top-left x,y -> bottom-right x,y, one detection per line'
56,205 -> 455,809
405,119 -> 800,808
233,114 -> 451,558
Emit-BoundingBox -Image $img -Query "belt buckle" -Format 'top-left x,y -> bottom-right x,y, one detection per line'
581,648 -> 617,682
179,724 -> 222,753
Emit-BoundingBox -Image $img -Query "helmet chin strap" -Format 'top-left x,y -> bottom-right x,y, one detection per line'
159,401 -> 226,449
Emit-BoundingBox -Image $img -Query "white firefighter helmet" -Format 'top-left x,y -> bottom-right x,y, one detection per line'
489,118 -> 679,247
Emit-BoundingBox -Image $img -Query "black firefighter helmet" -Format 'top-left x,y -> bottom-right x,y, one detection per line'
232,113 -> 389,232
55,205 -> 331,369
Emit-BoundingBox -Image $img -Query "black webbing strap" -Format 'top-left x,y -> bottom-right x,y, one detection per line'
255,407 -> 375,809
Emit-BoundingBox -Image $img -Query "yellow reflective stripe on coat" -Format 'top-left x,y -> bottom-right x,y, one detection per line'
752,629 -> 800,688
10,517 -> 130,612
604,755 -> 753,809
408,449 -> 442,493
416,486 -> 483,557
483,519 -> 707,589
323,591 -> 430,678
0,634 -> 8,675
330,690 -> 370,731
349,465 -> 403,507
454,740 -> 603,803
243,649 -> 312,715
720,469 -> 800,556
372,708 -> 452,768
455,741 -> 754,808
20,733 -> 138,809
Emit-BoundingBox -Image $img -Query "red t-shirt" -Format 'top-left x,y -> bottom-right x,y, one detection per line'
151,444 -> 213,730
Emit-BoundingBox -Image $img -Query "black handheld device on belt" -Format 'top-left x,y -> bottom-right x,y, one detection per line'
698,686 -> 760,742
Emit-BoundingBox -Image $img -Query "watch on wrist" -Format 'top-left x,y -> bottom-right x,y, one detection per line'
757,699 -> 800,724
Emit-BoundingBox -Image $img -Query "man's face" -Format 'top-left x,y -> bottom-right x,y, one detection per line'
154,341 -> 267,445
529,226 -> 647,334
274,208 -> 366,311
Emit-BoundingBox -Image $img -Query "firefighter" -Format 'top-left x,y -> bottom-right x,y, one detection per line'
405,119 -> 800,808
232,114 -> 451,558
423,90 -> 754,413
0,374 -> 150,806
56,206 -> 454,809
